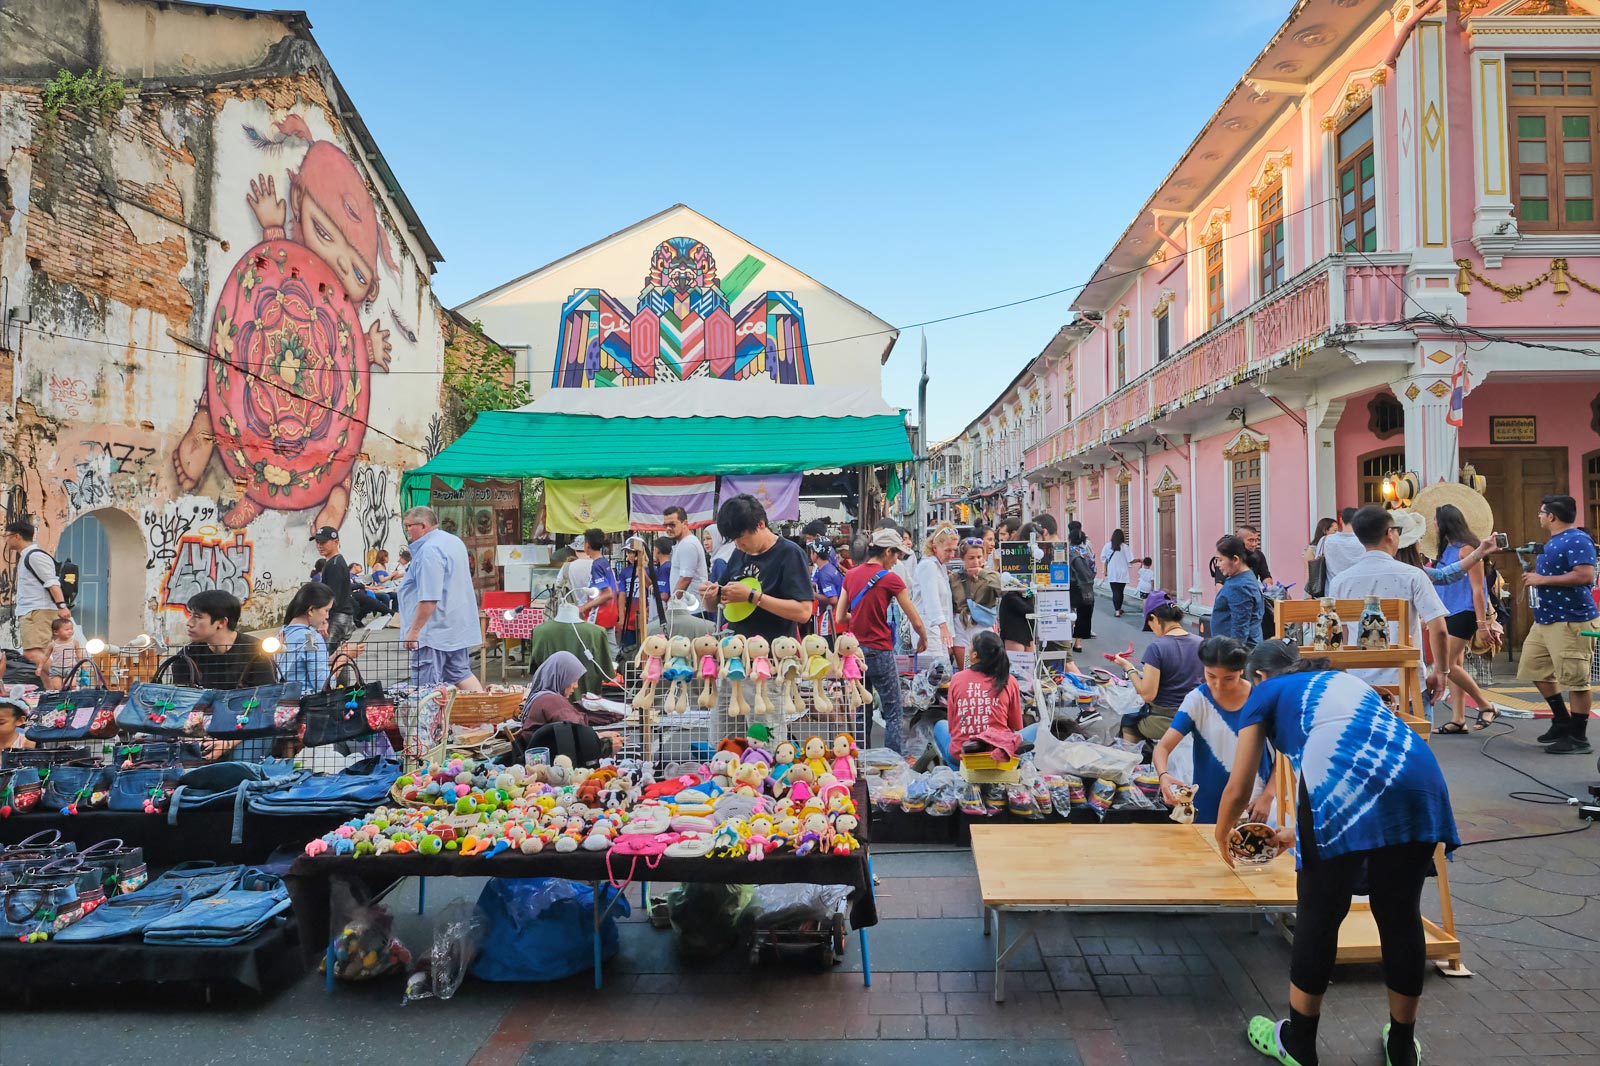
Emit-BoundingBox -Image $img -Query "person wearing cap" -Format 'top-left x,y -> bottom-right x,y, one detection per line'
810,538 -> 843,644
310,525 -> 355,650
1327,506 -> 1451,707
836,528 -> 928,754
0,695 -> 34,751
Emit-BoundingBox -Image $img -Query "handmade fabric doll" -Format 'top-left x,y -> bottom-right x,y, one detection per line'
693,634 -> 721,709
632,633 -> 670,711
719,635 -> 750,717
772,635 -> 804,716
834,633 -> 869,710
830,812 -> 860,854
830,733 -> 858,785
802,735 -> 829,779
745,636 -> 774,715
769,740 -> 797,792
801,633 -> 835,713
662,635 -> 695,714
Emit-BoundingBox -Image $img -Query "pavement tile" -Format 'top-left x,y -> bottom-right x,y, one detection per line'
926,1015 -> 958,1039
864,990 -> 922,1015
920,992 -> 946,1015
937,971 -> 976,992
879,1017 -> 928,1039
1094,976 -> 1130,997
914,971 -> 939,991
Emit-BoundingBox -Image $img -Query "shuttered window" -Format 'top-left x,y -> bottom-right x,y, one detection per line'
1231,455 -> 1262,529
1118,481 -> 1131,538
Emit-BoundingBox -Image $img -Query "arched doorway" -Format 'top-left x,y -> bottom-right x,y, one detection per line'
55,508 -> 144,643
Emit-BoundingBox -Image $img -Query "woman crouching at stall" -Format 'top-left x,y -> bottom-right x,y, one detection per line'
933,631 -> 1036,765
1215,640 -> 1457,1066
1151,636 -> 1272,824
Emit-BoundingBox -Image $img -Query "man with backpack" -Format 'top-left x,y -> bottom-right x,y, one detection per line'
836,529 -> 928,755
4,520 -> 72,683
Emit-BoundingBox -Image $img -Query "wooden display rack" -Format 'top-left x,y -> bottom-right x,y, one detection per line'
1274,598 -> 1430,738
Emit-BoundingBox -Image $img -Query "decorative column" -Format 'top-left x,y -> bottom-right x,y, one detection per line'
1396,362 -> 1458,486
1307,398 -> 1346,521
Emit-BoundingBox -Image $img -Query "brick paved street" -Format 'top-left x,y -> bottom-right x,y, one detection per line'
6,599 -> 1597,1066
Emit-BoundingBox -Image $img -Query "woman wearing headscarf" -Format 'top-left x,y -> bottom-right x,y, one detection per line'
517,651 -> 589,733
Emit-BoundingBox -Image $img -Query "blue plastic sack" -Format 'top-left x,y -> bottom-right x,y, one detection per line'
470,878 -> 630,982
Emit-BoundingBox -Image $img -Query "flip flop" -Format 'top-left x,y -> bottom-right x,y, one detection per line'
1382,1022 -> 1422,1065
1246,1016 -> 1304,1066
1103,642 -> 1135,663
1433,721 -> 1468,735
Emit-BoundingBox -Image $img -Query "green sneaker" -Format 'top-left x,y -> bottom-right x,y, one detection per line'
1246,1016 -> 1304,1066
1382,1022 -> 1422,1065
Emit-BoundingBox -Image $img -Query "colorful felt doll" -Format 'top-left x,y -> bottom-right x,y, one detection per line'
784,763 -> 817,807
801,633 -> 835,713
794,808 -> 832,856
802,735 -> 829,779
834,633 -> 869,710
719,635 -> 750,717
830,812 -> 860,854
745,635 -> 774,715
662,635 -> 695,715
769,740 -> 797,792
830,732 -> 859,785
632,633 -> 670,711
772,635 -> 804,715
744,814 -> 775,862
693,633 -> 721,709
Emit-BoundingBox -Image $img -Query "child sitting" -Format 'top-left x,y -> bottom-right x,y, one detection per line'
44,616 -> 85,691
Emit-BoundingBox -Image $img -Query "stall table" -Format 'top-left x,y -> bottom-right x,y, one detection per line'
0,809 -> 353,865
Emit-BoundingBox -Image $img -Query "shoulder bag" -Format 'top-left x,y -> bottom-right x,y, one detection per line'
118,653 -> 212,737
39,759 -> 114,815
299,654 -> 383,747
27,658 -> 123,742
205,651 -> 302,738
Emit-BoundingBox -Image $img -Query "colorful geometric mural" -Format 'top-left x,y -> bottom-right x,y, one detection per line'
553,237 -> 813,388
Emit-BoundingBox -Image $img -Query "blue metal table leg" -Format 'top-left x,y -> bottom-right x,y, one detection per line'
593,881 -> 604,990
325,932 -> 335,993
417,876 -> 426,915
860,852 -> 875,987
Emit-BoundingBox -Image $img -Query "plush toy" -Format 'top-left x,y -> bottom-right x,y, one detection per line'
830,732 -> 859,785
710,820 -> 745,858
794,809 -> 832,855
830,812 -> 860,854
801,633 -> 835,713
693,633 -> 721,709
1167,783 -> 1198,825
745,814 -> 775,861
771,635 -> 804,715
745,635 -> 774,715
834,633 -> 869,711
801,735 -> 829,779
719,635 -> 750,717
784,762 -> 817,807
661,635 -> 695,714
706,749 -> 740,792
769,740 -> 797,793
632,633 -> 670,711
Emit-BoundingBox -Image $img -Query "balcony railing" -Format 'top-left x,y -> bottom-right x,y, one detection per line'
1034,254 -> 1408,466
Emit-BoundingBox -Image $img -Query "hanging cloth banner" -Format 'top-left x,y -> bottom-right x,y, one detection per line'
629,476 -> 717,531
544,478 -> 628,534
719,473 -> 802,522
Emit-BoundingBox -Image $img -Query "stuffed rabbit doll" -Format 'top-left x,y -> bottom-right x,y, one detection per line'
834,633 -> 869,711
693,633 -> 721,709
745,635 -> 774,715
632,633 -> 670,711
772,635 -> 804,716
719,634 -> 750,717
662,635 -> 695,715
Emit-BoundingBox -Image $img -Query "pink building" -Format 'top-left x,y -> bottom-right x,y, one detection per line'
977,0 -> 1600,648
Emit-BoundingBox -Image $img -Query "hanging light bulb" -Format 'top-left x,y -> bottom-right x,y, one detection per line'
261,636 -> 283,655
85,638 -> 106,656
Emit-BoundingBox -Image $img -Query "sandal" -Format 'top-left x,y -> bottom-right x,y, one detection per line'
1433,721 -> 1468,735
1471,708 -> 1498,730
1382,1022 -> 1422,1065
1246,1016 -> 1304,1066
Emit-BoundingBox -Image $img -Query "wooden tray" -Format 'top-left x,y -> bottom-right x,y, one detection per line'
449,690 -> 521,726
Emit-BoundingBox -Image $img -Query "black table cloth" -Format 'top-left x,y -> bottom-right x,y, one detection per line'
0,809 -> 351,865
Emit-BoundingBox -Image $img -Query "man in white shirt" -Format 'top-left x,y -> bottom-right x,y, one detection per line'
1327,505 -> 1449,701
663,506 -> 708,605
1315,506 -> 1366,581
4,520 -> 72,681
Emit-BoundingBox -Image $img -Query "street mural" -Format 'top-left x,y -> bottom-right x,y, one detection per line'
350,462 -> 396,564
552,237 -> 814,388
172,114 -> 395,533
158,530 -> 254,611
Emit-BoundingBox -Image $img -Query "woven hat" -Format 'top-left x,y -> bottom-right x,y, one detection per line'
1411,481 -> 1494,560
1391,509 -> 1427,550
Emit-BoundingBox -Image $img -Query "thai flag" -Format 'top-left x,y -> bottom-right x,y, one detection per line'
1445,353 -> 1470,428
629,476 -> 716,530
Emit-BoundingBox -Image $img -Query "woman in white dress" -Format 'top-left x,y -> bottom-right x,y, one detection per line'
912,526 -> 958,664
1100,528 -> 1133,617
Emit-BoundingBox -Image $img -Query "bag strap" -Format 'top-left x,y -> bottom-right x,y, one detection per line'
22,545 -> 57,586
849,570 -> 890,613
77,838 -> 126,857
154,651 -> 202,687
57,654 -> 111,693
10,830 -> 63,850
323,652 -> 365,692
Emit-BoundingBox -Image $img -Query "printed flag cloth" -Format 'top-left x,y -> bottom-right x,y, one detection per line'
719,473 -> 802,522
1445,352 -> 1471,428
629,476 -> 716,530
544,478 -> 628,534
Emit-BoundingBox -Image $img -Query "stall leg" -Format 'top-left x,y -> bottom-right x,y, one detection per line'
325,933 -> 335,994
417,876 -> 427,916
593,880 -> 604,991
860,853 -> 876,987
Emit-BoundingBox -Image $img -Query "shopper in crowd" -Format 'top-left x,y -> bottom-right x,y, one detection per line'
1217,641 -> 1458,1066
1428,504 -> 1503,732
1034,513 -> 1059,538
1326,506 -> 1451,712
279,580 -> 362,696
933,630 -> 1034,765
810,538 -> 843,644
1068,528 -> 1096,654
1152,636 -> 1271,824
1314,507 -> 1365,582
835,528 -> 928,754
310,526 -> 355,650
0,695 -> 34,751
616,535 -> 654,647
701,527 -> 716,561
1100,528 -> 1133,617
43,616 -> 85,691
950,537 -> 998,668
913,526 -> 958,663
1210,535 -> 1264,647
177,590 -> 277,689
370,549 -> 393,586
835,541 -> 855,572
1518,494 -> 1598,754
980,526 -> 997,568
346,563 -> 389,625
1112,598 -> 1203,742
573,528 -> 618,630
997,514 -> 1022,543
398,506 -> 484,691
1304,517 -> 1335,571
699,494 -> 815,643
1068,518 -> 1094,561
709,527 -> 737,584
310,559 -> 325,581
663,505 -> 708,607
516,650 -> 588,730
4,519 -> 71,685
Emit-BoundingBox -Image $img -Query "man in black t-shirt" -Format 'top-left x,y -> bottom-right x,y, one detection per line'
177,590 -> 277,689
698,494 -> 815,644
312,526 -> 354,649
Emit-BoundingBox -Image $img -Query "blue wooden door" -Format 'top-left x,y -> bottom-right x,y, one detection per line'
57,513 -> 109,640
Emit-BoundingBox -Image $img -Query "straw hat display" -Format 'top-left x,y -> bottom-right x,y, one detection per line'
1410,481 -> 1494,561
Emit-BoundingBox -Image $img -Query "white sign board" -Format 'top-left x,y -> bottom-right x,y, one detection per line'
497,544 -> 551,566
1035,589 -> 1075,642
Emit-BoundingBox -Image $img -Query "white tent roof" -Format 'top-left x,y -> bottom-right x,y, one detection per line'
518,379 -> 901,420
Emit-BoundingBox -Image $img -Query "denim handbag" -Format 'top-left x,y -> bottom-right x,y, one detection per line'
39,761 -> 114,815
206,681 -> 302,739
148,861 -> 243,901
0,766 -> 44,817
74,838 -> 148,894
0,872 -> 83,941
119,656 -> 213,737
27,659 -> 123,742
0,830 -> 77,888
299,656 -> 382,747
109,762 -> 184,813
54,884 -> 189,942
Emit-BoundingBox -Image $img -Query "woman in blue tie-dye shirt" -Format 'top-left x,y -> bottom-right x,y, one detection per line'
1217,641 -> 1458,1066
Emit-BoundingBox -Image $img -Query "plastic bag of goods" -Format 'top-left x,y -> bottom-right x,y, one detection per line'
924,766 -> 964,817
323,878 -> 411,981
743,884 -> 851,931
959,782 -> 988,817
668,882 -> 753,961
404,898 -> 488,1003
867,760 -> 911,811
1109,768 -> 1159,811
472,878 -> 631,982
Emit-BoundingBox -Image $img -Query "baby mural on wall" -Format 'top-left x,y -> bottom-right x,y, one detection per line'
174,113 -> 396,532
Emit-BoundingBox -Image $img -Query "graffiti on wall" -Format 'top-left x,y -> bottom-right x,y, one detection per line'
63,455 -> 114,513
47,374 -> 91,417
81,438 -> 157,474
350,463 -> 395,562
159,531 -> 254,610
553,238 -> 813,388
172,113 -> 394,533
142,496 -> 220,573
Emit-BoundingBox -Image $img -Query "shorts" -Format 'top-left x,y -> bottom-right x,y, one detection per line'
1518,621 -> 1598,691
410,646 -> 475,687
19,610 -> 56,653
1120,705 -> 1178,742
1444,610 -> 1478,641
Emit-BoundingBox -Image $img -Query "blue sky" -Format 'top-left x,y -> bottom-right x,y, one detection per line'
245,0 -> 1288,438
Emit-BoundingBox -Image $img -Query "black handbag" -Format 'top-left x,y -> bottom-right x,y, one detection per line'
1305,556 -> 1328,599
298,655 -> 383,747
205,651 -> 302,738
27,659 -> 123,742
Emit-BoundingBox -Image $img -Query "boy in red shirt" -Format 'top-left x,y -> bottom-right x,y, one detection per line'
837,529 -> 927,754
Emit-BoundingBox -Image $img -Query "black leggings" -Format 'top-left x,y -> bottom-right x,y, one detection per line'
1110,582 -> 1127,613
1290,840 -> 1435,997
1072,596 -> 1095,640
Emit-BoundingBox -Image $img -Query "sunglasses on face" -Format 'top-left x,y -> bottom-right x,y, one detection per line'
961,537 -> 985,547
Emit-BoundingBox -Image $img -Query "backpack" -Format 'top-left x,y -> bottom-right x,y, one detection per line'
21,546 -> 78,608
1069,552 -> 1095,600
